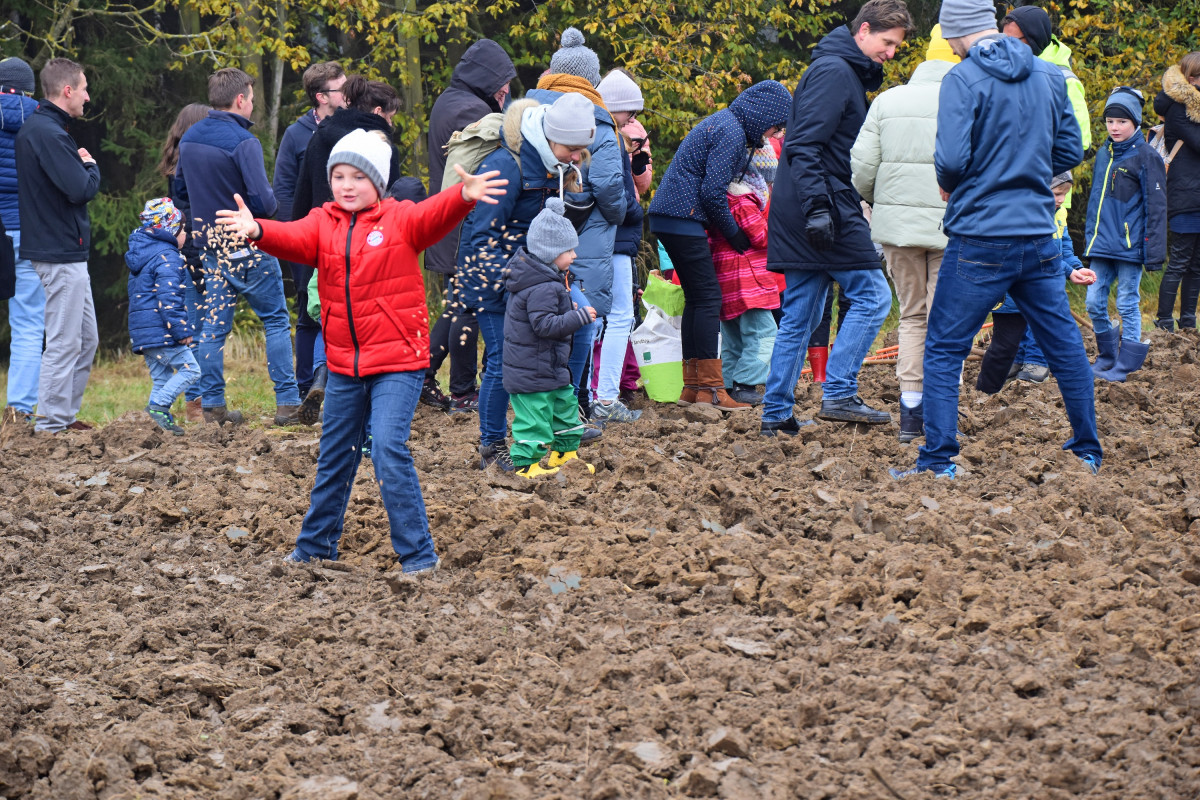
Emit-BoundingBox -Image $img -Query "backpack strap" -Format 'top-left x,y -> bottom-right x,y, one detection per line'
1166,139 -> 1185,165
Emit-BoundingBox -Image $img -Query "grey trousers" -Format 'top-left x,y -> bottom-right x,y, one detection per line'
32,261 -> 98,432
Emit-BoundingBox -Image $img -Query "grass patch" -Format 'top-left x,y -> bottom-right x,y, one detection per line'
0,332 -> 279,426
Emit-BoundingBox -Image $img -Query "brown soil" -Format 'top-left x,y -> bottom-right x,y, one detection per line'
2,328 -> 1199,800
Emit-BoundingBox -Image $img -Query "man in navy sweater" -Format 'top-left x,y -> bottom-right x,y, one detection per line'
176,67 -> 301,426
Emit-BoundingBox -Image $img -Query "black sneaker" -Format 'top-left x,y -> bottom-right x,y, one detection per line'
898,401 -> 923,443
420,376 -> 451,411
146,404 -> 185,436
479,440 -> 515,471
817,395 -> 891,425
449,390 -> 479,414
729,383 -> 763,406
760,415 -> 814,437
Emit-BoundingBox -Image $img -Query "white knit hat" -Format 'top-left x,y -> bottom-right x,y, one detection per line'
542,93 -> 595,147
597,70 -> 643,113
327,129 -> 392,197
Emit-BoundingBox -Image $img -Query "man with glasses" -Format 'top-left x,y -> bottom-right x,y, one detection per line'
273,61 -> 346,402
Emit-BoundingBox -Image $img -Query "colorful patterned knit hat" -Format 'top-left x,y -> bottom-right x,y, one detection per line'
743,143 -> 779,204
139,197 -> 184,235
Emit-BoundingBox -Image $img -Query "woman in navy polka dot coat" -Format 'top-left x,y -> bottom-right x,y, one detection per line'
648,80 -> 791,410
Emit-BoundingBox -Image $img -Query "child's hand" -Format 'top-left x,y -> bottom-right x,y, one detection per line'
1069,268 -> 1096,285
584,306 -> 597,321
216,194 -> 262,239
179,336 -> 193,345
456,166 -> 508,205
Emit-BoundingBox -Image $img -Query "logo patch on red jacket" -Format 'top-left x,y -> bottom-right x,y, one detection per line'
367,231 -> 384,247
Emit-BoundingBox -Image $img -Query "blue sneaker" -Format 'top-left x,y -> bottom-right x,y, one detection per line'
1077,453 -> 1101,475
362,433 -> 373,459
889,464 -> 957,480
283,549 -> 306,563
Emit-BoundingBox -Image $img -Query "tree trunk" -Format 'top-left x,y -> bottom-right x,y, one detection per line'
397,0 -> 426,180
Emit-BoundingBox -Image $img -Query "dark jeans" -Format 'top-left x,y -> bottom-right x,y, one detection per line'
290,263 -> 321,395
657,231 -> 721,360
1156,231 -> 1200,329
427,273 -> 480,395
918,234 -> 1101,471
976,312 -> 1025,394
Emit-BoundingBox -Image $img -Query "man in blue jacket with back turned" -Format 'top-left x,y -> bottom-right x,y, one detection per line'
890,0 -> 1102,479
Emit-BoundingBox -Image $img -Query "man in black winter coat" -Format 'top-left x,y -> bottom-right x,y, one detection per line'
14,58 -> 101,433
273,61 -> 345,397
761,0 -> 913,436
422,39 -> 516,412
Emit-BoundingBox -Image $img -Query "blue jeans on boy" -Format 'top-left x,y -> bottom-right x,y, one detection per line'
197,249 -> 299,409
1013,328 -> 1047,368
1086,257 -> 1143,342
182,267 -> 204,402
143,344 -> 201,408
4,230 -> 44,414
477,310 -> 509,445
763,269 -> 891,423
918,234 -> 1101,472
292,369 -> 437,572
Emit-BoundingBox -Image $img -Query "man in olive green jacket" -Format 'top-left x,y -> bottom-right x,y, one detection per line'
850,25 -> 956,443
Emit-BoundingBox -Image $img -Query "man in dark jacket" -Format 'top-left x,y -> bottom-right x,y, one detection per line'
423,39 -> 516,412
176,67 -> 300,426
0,57 -> 44,421
761,0 -> 913,436
890,0 -> 1100,479
273,61 -> 345,398
14,58 -> 100,433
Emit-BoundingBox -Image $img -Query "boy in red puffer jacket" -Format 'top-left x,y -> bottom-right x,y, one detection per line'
708,141 -> 781,406
218,128 -> 507,573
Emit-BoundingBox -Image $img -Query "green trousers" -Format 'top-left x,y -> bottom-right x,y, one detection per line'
510,385 -> 584,466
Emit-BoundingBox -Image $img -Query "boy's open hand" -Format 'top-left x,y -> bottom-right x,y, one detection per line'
1069,268 -> 1096,285
456,166 -> 508,205
216,194 -> 262,239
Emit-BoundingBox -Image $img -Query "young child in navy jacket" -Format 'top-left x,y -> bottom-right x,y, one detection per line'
126,198 -> 197,435
1083,86 -> 1167,382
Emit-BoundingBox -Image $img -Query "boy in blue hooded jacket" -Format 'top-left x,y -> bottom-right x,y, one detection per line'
1083,86 -> 1167,382
126,198 -> 198,434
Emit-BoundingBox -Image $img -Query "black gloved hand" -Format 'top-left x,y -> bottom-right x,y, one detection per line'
727,228 -> 752,253
805,201 -> 835,251
631,151 -> 651,175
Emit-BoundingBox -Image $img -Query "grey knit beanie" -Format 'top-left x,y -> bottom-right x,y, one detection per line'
542,92 -> 596,147
1104,86 -> 1143,126
327,128 -> 392,198
597,70 -> 643,113
549,27 -> 602,87
1050,171 -> 1073,189
527,198 -> 578,264
0,57 -> 35,95
939,0 -> 999,40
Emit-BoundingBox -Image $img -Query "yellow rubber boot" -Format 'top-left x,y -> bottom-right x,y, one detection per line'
515,462 -> 560,479
548,450 -> 595,473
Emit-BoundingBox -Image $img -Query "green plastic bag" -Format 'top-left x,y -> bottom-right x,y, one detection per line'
631,271 -> 685,402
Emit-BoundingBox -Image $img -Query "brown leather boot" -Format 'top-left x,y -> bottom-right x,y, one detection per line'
185,398 -> 203,423
203,405 -> 245,426
695,359 -> 751,412
274,405 -> 301,426
677,358 -> 699,406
